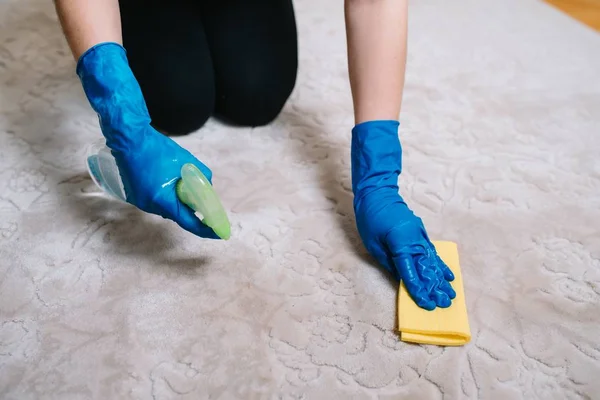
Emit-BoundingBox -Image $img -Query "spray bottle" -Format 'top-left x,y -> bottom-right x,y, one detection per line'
85,139 -> 231,240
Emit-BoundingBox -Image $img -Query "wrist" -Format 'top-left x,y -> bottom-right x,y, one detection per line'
352,119 -> 399,135
77,42 -> 152,151
77,42 -> 150,121
351,119 -> 402,196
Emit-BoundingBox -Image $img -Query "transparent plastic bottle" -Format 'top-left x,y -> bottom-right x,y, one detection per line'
85,139 -> 231,239
86,139 -> 126,201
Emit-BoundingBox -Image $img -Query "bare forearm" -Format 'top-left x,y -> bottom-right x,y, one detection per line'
344,0 -> 408,124
54,0 -> 122,60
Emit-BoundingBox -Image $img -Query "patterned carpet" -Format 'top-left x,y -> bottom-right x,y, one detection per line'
1,0 -> 599,398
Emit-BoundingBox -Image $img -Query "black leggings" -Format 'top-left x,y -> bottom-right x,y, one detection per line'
119,0 -> 298,135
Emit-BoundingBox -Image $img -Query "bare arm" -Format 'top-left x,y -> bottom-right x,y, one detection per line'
344,0 -> 408,124
54,0 -> 122,60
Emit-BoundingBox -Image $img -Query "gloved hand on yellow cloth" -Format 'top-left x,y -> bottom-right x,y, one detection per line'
351,121 -> 470,346
398,241 -> 471,346
351,120 -> 457,310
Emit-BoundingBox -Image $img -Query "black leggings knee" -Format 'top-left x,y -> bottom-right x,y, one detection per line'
119,0 -> 298,135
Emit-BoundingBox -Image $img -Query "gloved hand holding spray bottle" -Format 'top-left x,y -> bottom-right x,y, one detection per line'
80,42 -> 230,240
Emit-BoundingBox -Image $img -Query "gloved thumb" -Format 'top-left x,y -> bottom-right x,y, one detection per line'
174,201 -> 221,239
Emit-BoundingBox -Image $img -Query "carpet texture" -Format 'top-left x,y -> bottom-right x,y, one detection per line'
1,0 -> 600,398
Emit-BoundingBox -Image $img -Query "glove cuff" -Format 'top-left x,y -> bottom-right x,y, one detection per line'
76,42 -> 127,78
351,119 -> 403,198
77,42 -> 151,152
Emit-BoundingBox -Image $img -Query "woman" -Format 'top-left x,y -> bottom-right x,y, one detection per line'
53,0 -> 456,310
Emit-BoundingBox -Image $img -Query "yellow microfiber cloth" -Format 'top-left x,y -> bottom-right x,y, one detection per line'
397,241 -> 471,346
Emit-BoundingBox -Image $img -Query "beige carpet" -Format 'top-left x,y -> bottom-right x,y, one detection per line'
1,0 -> 600,398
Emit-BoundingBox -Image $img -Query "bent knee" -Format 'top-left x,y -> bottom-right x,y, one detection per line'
147,94 -> 214,136
222,91 -> 292,127
216,64 -> 297,127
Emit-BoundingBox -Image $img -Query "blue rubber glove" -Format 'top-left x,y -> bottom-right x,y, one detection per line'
77,42 -> 218,239
351,120 -> 456,310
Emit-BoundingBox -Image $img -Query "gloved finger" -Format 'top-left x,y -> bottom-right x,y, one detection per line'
175,201 -> 220,239
430,287 -> 451,308
436,254 -> 455,281
438,278 -> 456,299
426,260 -> 452,307
151,182 -> 220,239
417,254 -> 453,307
419,234 -> 454,282
415,254 -> 439,294
431,254 -> 456,301
395,253 -> 436,310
